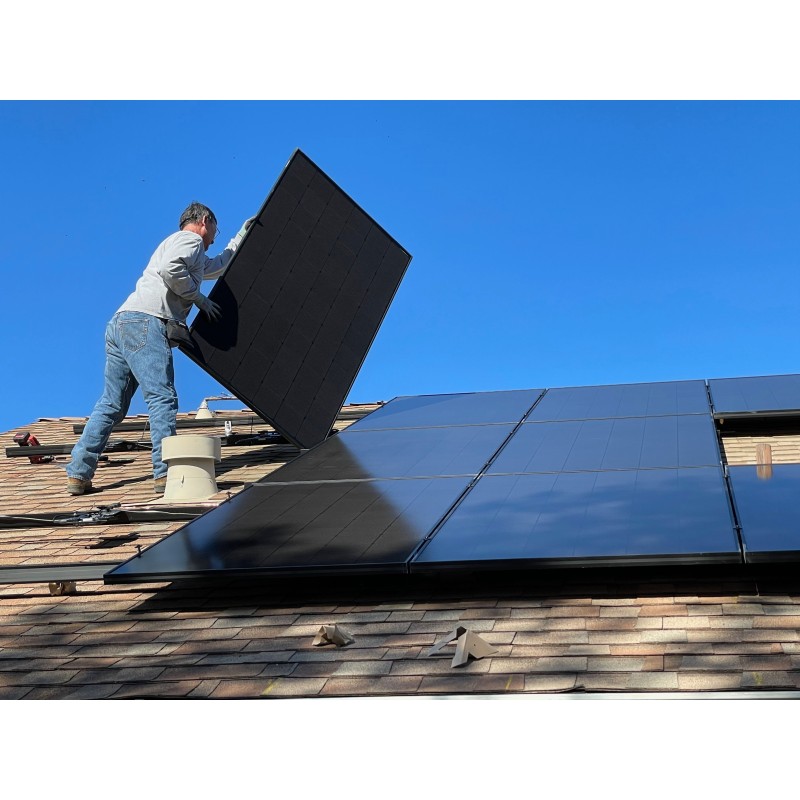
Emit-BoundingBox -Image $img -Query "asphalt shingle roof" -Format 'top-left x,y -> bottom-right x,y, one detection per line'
2,407 -> 800,699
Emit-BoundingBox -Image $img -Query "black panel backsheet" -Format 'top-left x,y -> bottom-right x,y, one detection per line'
182,150 -> 412,449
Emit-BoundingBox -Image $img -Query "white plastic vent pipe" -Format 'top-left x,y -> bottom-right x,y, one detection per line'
194,399 -> 215,419
161,435 -> 221,500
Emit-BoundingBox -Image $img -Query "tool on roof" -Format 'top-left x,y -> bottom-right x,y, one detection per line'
0,502 -> 213,530
12,431 -> 53,464
5,438 -> 152,459
428,625 -> 498,668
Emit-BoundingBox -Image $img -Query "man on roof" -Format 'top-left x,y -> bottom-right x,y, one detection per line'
66,202 -> 254,496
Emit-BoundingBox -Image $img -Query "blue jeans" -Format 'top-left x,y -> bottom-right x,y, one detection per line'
68,311 -> 178,481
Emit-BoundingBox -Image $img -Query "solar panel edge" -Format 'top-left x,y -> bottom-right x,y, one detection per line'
208,148 -> 309,293
294,150 -> 413,259
174,345 -> 308,447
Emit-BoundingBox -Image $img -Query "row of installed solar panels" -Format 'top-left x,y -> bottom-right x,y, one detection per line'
106,375 -> 800,583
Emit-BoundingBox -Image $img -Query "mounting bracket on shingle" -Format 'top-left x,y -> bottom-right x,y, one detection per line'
428,625 -> 498,668
312,624 -> 355,647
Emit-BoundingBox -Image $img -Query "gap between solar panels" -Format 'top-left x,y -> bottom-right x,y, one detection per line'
180,149 -> 412,451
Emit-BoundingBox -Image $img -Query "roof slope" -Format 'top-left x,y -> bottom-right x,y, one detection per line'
2,407 -> 800,699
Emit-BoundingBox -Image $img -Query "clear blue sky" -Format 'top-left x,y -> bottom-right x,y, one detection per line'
2,101 -> 799,434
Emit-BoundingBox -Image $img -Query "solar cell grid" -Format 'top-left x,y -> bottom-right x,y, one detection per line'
527,380 -> 710,421
709,374 -> 800,416
106,477 -> 472,582
260,423 -> 516,483
727,464 -> 800,562
412,467 -> 739,568
347,389 -> 544,431
182,150 -> 412,450
489,415 -> 721,474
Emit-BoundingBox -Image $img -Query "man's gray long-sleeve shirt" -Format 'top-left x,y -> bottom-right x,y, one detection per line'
117,230 -> 241,322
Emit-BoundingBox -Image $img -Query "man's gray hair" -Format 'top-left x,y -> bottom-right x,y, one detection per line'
179,202 -> 217,230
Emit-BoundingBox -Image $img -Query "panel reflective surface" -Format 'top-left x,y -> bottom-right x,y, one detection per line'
181,150 -> 412,449
347,389 -> 544,431
106,477 -> 470,582
413,468 -> 739,568
728,464 -> 800,562
527,381 -> 710,421
489,415 -> 720,474
709,374 -> 800,417
262,424 -> 515,482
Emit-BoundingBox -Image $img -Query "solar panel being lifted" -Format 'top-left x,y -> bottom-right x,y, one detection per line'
181,150 -> 412,449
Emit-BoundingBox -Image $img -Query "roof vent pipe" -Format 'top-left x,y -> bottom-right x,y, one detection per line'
161,435 -> 221,500
195,399 -> 215,419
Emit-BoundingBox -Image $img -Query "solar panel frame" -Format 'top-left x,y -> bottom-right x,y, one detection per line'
180,149 -> 412,450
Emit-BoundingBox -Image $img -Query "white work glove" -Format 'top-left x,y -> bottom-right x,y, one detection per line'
231,216 -> 257,250
240,216 -> 256,236
195,293 -> 221,322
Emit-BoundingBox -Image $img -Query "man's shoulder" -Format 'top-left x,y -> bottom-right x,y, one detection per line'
157,230 -> 204,259
161,229 -> 203,247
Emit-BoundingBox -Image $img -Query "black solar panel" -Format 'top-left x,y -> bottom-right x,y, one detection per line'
103,377 -> 754,585
709,374 -> 800,417
728,464 -> 800,562
105,477 -> 471,582
181,150 -> 412,449
412,468 -> 740,569
489,415 -> 721,474
527,381 -> 710,421
260,424 -> 516,483
347,389 -> 544,431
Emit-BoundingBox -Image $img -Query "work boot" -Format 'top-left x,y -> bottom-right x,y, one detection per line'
67,477 -> 92,496
154,476 -> 168,495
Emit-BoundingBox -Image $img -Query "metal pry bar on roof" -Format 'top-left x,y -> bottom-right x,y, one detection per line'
428,625 -> 499,668
312,624 -> 355,647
